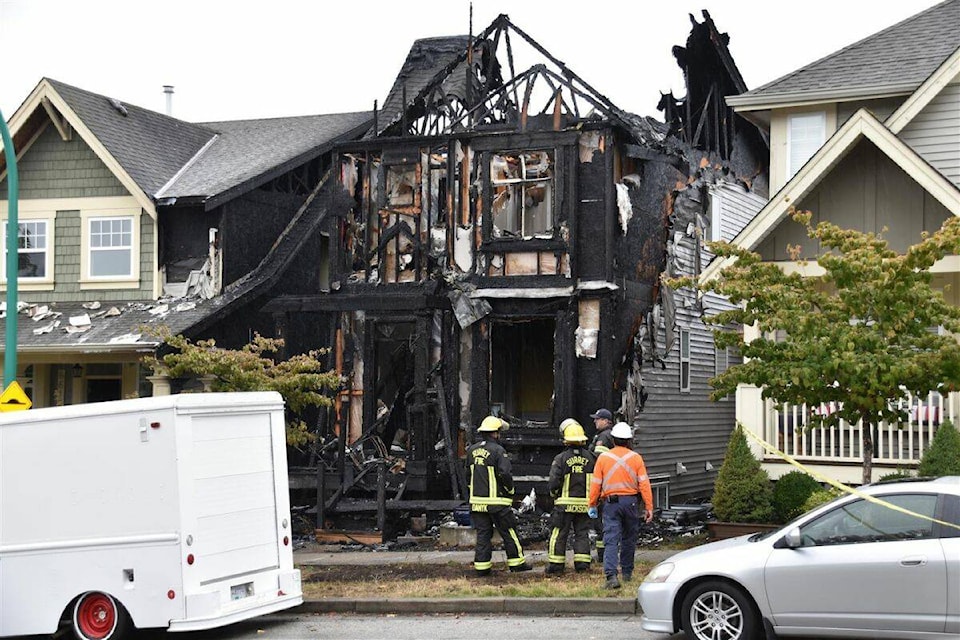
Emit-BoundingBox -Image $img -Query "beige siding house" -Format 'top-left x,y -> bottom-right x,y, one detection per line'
709,0 -> 960,483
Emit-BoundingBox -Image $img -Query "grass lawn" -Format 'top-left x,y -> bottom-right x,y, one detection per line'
300,561 -> 656,599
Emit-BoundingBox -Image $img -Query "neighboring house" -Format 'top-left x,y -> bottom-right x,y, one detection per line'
710,0 -> 960,483
257,12 -> 768,513
0,78 -> 369,406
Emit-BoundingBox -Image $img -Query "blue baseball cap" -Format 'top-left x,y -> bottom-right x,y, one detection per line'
590,408 -> 613,420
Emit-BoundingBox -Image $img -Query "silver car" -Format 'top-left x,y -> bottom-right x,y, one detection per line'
639,476 -> 960,640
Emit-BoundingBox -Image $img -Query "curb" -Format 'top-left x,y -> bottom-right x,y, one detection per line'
295,597 -> 639,616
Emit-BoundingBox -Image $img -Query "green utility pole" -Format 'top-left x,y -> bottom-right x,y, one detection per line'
0,109 -> 19,388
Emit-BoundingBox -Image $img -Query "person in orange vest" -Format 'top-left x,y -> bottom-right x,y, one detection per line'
587,421 -> 654,590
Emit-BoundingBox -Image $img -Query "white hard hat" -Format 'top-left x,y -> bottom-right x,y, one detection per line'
611,422 -> 633,439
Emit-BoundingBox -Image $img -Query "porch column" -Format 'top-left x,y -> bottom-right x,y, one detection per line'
736,383 -> 766,459
147,373 -> 172,396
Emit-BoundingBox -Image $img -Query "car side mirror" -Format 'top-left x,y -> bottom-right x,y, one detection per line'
783,527 -> 802,549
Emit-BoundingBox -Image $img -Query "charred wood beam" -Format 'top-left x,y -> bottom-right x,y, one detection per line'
263,293 -> 449,313
623,144 -> 687,172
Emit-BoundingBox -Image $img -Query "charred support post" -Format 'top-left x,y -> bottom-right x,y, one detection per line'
376,459 -> 387,537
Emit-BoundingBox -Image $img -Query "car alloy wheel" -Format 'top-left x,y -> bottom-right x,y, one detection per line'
681,581 -> 757,640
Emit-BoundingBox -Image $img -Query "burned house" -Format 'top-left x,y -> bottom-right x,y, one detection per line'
260,12 -> 769,521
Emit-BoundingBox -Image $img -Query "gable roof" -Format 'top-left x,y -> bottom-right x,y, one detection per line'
728,0 -> 960,110
885,45 -> 960,134
157,111 -> 370,209
3,78 -> 373,213
701,108 -> 960,281
47,79 -> 217,199
376,35 -> 470,136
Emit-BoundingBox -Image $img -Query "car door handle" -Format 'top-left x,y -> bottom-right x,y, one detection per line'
900,555 -> 928,567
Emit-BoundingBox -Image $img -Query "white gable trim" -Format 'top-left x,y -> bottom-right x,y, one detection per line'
4,79 -> 157,219
886,46 -> 960,134
701,108 -> 960,282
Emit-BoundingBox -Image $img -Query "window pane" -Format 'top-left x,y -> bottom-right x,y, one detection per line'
789,112 -> 825,176
91,249 -> 131,277
490,151 -> 554,237
800,494 -> 937,545
18,252 -> 45,278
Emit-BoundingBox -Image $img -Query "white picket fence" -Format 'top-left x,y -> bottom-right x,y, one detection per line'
763,392 -> 953,464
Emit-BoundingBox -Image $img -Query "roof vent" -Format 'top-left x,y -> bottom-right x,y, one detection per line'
108,98 -> 128,116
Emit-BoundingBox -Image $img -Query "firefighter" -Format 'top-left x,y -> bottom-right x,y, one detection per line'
545,420 -> 595,574
588,407 -> 615,563
588,421 -> 654,590
467,415 -> 532,576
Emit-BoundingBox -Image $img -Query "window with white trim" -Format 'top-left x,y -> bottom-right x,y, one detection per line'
88,216 -> 133,278
3,220 -> 50,280
680,329 -> 691,393
788,112 -> 826,178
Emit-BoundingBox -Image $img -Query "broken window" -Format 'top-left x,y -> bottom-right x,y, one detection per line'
490,319 -> 555,423
490,150 -> 554,237
386,164 -> 418,209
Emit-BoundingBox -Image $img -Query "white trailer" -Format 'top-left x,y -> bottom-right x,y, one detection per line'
0,391 -> 302,639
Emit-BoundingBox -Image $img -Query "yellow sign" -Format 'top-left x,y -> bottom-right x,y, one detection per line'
0,381 -> 32,412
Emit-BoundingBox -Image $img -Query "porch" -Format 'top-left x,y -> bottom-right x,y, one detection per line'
736,385 -> 957,484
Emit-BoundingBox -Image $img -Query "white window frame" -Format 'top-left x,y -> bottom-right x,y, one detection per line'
489,149 -> 555,238
0,202 -> 56,291
787,111 -> 826,178
680,329 -> 691,393
1,217 -> 53,284
80,208 -> 141,288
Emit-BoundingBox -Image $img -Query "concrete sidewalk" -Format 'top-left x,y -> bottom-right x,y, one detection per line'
292,547 -> 678,616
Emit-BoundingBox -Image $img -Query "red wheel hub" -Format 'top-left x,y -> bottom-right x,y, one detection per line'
75,592 -> 116,639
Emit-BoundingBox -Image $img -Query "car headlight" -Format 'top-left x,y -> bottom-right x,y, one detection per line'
643,562 -> 675,583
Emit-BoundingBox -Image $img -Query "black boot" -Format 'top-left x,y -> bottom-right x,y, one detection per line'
545,563 -> 565,575
509,563 -> 533,573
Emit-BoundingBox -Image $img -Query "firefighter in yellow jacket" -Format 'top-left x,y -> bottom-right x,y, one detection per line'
467,416 -> 531,576
545,420 -> 595,574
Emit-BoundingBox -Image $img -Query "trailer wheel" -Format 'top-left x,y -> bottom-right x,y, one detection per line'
71,591 -> 131,640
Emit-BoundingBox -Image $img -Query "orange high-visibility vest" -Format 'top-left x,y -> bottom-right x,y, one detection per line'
588,445 -> 654,511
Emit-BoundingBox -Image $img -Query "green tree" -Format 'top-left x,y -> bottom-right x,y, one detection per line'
677,211 -> 960,484
143,329 -> 339,448
712,425 -> 774,523
918,420 -> 960,477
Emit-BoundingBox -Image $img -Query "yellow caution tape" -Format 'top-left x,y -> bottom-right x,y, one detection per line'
741,426 -> 960,531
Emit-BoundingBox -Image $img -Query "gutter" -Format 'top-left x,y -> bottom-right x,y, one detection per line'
727,84 -> 917,111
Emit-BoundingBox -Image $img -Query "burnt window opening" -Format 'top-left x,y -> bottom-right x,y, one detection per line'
680,329 -> 691,393
374,322 -> 416,452
490,318 -> 555,423
490,150 -> 554,238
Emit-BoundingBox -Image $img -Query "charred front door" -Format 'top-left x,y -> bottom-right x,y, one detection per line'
489,318 -> 555,425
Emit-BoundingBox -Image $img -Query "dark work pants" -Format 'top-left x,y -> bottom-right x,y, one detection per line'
472,506 -> 527,573
547,508 -> 593,570
602,495 -> 639,579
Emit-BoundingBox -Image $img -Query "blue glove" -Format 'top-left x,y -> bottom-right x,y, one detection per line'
588,506 -> 598,519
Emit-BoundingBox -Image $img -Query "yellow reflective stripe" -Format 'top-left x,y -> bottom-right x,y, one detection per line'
488,467 -> 497,499
595,541 -> 605,548
548,527 -> 561,559
595,445 -> 610,453
574,554 -> 592,563
508,529 -> 525,562
548,555 -> 566,563
474,561 -> 493,570
555,497 -> 588,506
562,474 -> 570,499
471,496 -> 513,506
506,557 -> 527,567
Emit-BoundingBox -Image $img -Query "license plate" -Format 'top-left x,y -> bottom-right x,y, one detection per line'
231,582 -> 254,600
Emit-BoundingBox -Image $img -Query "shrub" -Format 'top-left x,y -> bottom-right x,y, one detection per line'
918,420 -> 960,477
877,470 -> 914,482
772,471 -> 821,523
802,487 -> 844,513
711,425 -> 773,523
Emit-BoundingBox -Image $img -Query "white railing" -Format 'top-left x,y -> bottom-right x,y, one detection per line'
763,392 -> 954,465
